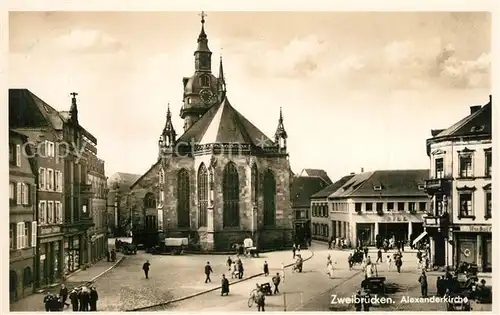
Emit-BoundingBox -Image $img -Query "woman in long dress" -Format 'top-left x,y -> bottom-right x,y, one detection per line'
326,260 -> 335,278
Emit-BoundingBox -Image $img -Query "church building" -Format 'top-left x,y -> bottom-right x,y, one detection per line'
128,13 -> 294,251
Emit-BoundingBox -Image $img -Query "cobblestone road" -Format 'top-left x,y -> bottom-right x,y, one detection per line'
89,248 -> 309,311
159,243 -> 492,312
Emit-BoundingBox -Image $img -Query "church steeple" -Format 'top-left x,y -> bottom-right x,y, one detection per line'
159,103 -> 176,157
274,107 -> 287,151
194,11 -> 212,72
217,56 -> 227,101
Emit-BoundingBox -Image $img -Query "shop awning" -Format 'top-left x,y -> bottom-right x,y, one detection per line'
412,231 -> 428,246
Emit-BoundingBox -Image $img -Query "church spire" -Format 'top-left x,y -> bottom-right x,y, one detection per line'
69,92 -> 79,123
274,107 -> 287,151
217,55 -> 227,101
195,11 -> 211,54
160,103 -> 176,148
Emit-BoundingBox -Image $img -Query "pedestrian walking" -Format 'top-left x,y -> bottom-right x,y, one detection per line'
59,284 -> 69,308
205,261 -> 213,283
106,250 -> 110,262
376,249 -> 383,263
226,256 -> 232,271
263,261 -> 269,276
43,293 -> 52,312
231,261 -> 238,279
220,274 -> 229,296
256,287 -> 266,311
418,271 -> 428,297
90,287 -> 99,311
363,247 -> 369,258
348,253 -> 353,270
292,244 -> 296,259
237,260 -> 244,279
272,273 -> 281,294
69,289 -> 79,312
387,255 -> 393,271
395,256 -> 402,273
143,260 -> 151,279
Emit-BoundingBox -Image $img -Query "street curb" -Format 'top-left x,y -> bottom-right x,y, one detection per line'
126,250 -> 315,312
71,255 -> 126,289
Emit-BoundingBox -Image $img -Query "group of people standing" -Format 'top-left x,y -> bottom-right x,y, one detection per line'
43,285 -> 99,312
226,257 -> 245,280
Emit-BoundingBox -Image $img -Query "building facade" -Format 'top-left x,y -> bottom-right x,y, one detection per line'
9,89 -> 105,285
127,14 -> 294,251
291,175 -> 329,245
310,174 -> 354,242
424,95 -> 492,271
314,170 -> 430,247
106,172 -> 141,237
9,131 -> 37,301
88,154 -> 108,263
9,90 -> 66,289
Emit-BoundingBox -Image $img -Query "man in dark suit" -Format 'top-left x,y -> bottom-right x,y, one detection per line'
204,262 -> 213,283
143,260 -> 150,279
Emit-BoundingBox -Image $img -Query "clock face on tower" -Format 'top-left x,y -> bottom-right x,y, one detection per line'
200,89 -> 213,104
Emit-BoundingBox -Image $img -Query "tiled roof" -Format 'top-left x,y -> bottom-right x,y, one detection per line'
291,176 -> 329,208
311,174 -> 355,199
434,99 -> 492,138
9,89 -> 64,130
177,96 -> 275,147
329,169 -> 429,198
300,169 -> 333,184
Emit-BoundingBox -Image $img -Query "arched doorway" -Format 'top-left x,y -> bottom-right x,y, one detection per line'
10,270 -> 17,301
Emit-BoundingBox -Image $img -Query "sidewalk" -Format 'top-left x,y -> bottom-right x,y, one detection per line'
9,254 -> 124,312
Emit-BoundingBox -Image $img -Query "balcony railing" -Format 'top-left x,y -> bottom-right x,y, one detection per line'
424,178 -> 451,194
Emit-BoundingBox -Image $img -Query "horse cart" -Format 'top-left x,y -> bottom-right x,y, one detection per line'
361,263 -> 386,294
121,242 -> 137,255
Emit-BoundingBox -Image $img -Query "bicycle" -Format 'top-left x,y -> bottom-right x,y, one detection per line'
247,288 -> 259,307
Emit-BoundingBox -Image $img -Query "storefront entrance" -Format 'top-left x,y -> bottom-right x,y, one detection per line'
456,234 -> 477,265
65,236 -> 81,274
378,222 -> 409,242
356,223 -> 374,246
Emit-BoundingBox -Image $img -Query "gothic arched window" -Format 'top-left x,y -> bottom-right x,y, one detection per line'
223,162 -> 240,228
251,163 -> 258,205
177,169 -> 190,228
200,75 -> 210,87
198,163 -> 208,227
144,192 -> 156,208
263,169 -> 276,226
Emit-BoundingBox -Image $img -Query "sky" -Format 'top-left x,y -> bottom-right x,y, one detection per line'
9,11 -> 491,182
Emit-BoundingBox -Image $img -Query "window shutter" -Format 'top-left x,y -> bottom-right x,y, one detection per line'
22,223 -> 27,248
16,222 -> 22,249
31,221 -> 37,247
16,144 -> 21,167
16,183 -> 22,205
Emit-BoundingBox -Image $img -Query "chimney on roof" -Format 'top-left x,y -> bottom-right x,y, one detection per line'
361,167 -> 364,173
470,105 -> 482,115
489,94 -> 492,104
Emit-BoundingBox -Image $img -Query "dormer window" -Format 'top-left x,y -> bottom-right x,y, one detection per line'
418,184 -> 425,190
373,185 -> 382,191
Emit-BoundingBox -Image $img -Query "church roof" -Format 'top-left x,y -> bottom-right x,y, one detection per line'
311,174 -> 355,199
177,96 -> 275,148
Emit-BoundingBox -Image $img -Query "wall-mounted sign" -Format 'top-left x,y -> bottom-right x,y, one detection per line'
382,216 -> 409,222
39,226 -> 61,236
459,225 -> 492,233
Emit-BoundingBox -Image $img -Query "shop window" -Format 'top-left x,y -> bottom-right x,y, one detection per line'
459,193 -> 474,218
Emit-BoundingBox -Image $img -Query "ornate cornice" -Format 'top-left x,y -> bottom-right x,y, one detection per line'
458,147 -> 475,154
431,149 -> 446,155
456,185 -> 477,191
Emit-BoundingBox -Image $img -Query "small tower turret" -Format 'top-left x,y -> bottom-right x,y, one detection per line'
274,107 -> 287,151
217,56 -> 227,101
158,103 -> 177,159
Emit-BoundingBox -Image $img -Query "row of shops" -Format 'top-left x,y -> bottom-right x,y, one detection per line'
36,225 -> 108,288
